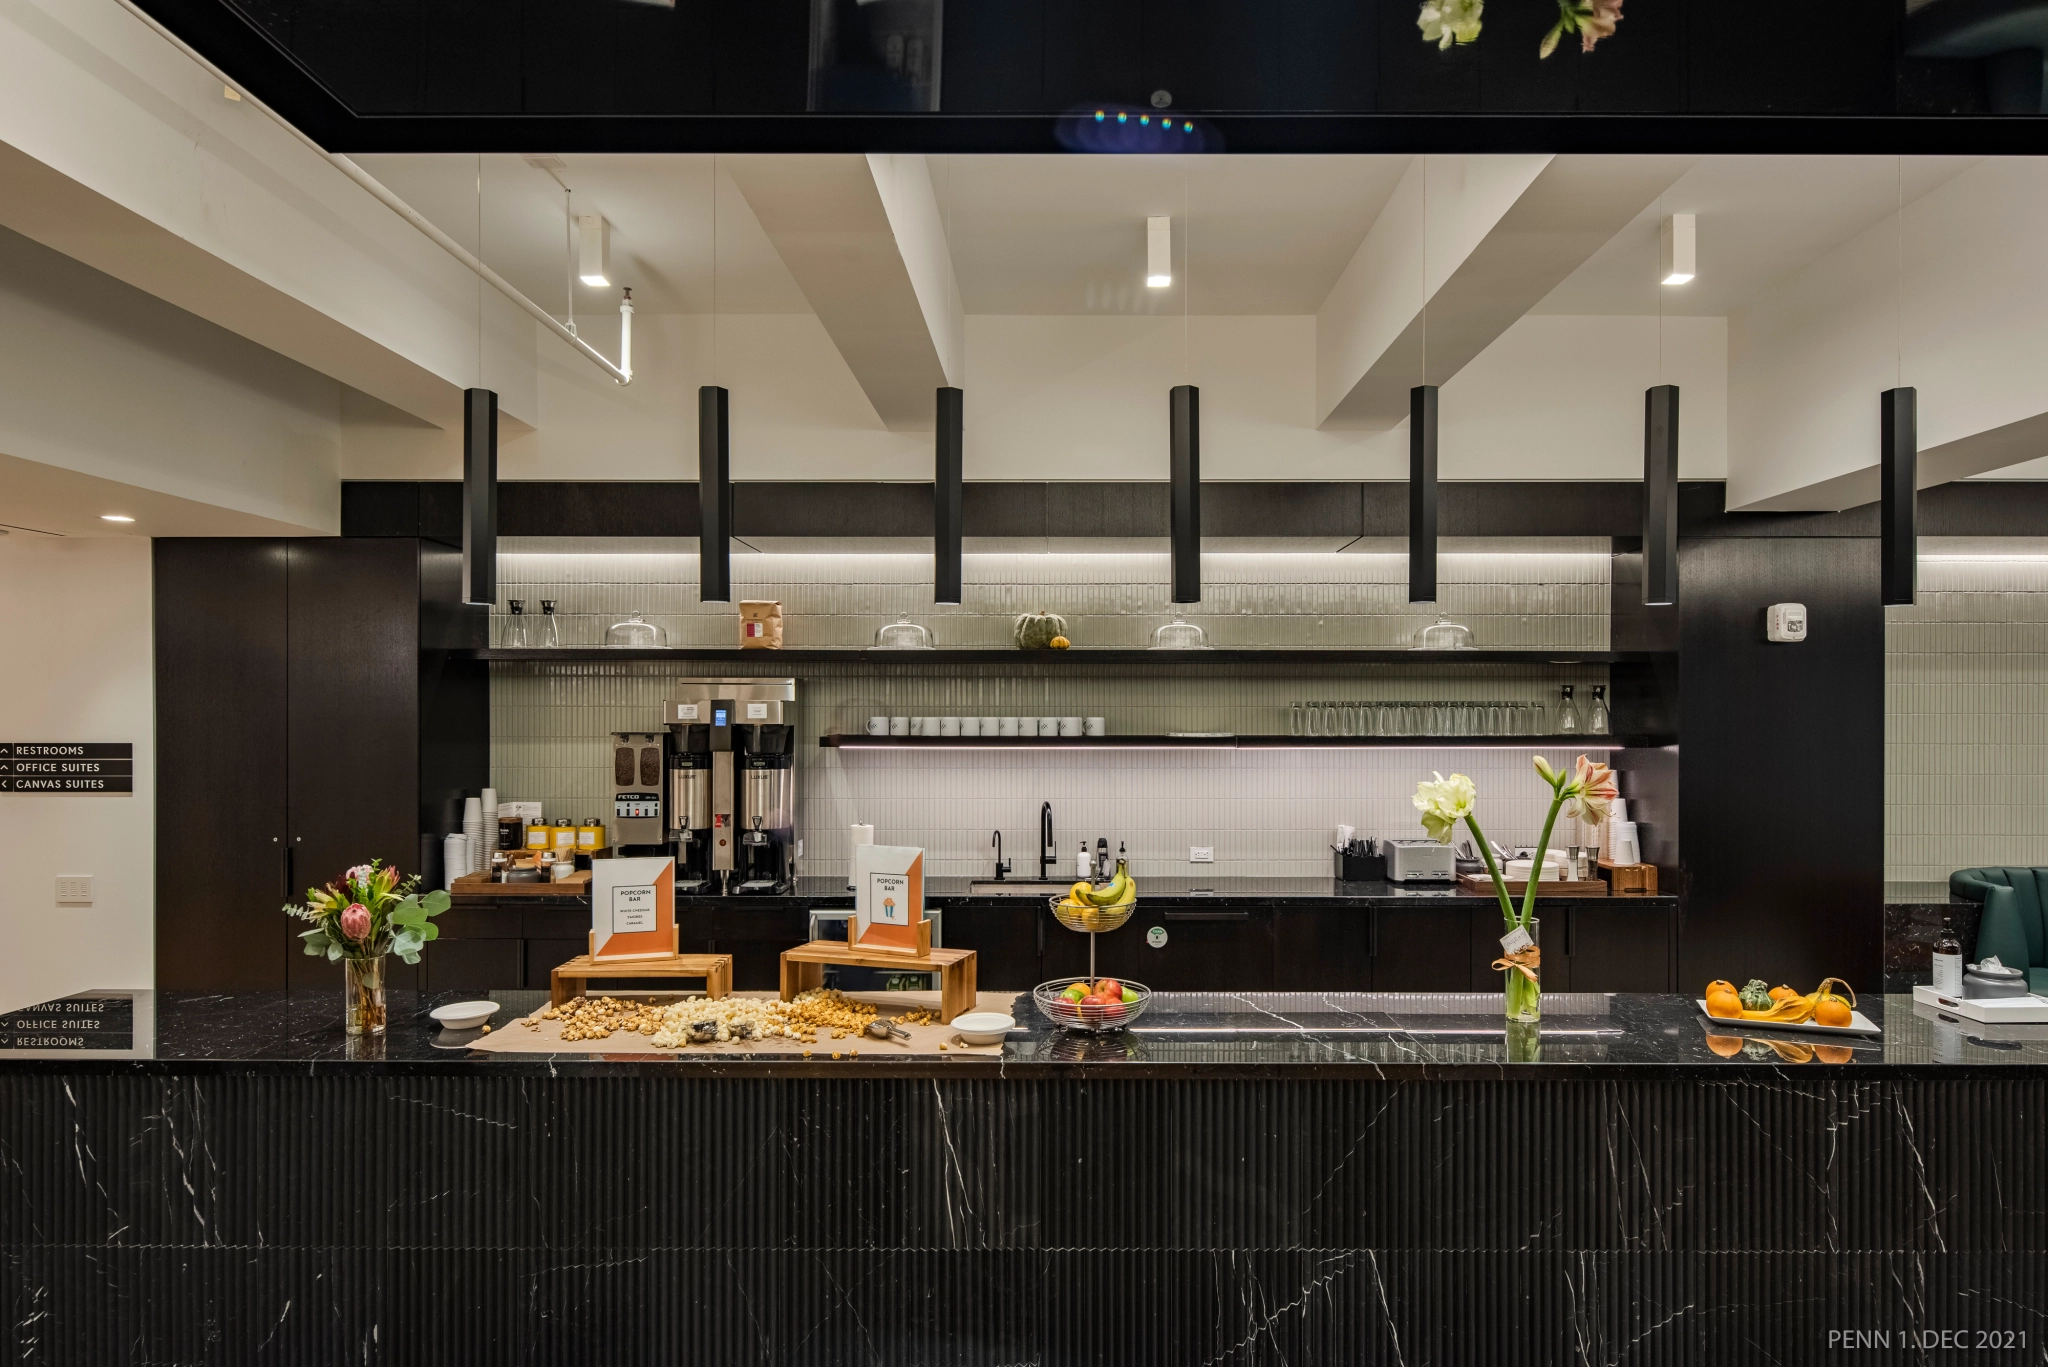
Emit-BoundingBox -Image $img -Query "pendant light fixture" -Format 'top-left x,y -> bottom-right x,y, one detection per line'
1660,213 -> 1696,286
1147,215 -> 1172,288
1881,386 -> 1918,606
1409,385 -> 1438,603
935,387 -> 964,604
1643,385 -> 1680,606
699,386 -> 732,603
461,387 -> 498,607
1170,384 -> 1200,603
577,214 -> 610,286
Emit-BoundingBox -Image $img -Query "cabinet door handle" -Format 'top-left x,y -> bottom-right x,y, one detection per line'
1164,909 -> 1251,922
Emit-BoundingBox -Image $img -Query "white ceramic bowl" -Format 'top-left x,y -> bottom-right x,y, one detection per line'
949,1012 -> 1016,1046
431,1000 -> 502,1031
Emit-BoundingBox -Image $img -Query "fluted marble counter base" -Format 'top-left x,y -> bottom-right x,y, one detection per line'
2,994 -> 2043,1361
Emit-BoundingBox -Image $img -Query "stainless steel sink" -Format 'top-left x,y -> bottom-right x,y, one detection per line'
965,880 -> 1074,896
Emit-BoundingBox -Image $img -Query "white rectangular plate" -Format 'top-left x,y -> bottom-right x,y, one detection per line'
1911,985 -> 2048,1023
1696,1001 -> 1881,1036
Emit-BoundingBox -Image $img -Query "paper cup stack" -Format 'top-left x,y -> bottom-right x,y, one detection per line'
443,831 -> 470,888
463,796 -> 485,879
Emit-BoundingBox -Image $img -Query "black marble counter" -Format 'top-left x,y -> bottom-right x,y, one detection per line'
5,988 -> 2044,1361
5,988 -> 2041,1078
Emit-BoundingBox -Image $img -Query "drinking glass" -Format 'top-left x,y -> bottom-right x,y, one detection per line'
1289,701 -> 1304,737
1323,701 -> 1340,737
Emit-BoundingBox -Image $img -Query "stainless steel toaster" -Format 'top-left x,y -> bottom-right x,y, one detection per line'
1385,839 -> 1457,882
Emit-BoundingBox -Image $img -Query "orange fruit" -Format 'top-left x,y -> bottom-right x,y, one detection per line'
1814,996 -> 1852,1028
1815,1045 -> 1853,1064
1706,1033 -> 1743,1057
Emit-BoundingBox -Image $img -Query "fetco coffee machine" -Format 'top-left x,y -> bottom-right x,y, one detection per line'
662,679 -> 797,894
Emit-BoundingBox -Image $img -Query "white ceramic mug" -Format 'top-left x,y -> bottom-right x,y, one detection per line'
1039,716 -> 1060,737
961,717 -> 982,736
999,717 -> 1020,737
867,716 -> 888,736
941,716 -> 962,737
1059,716 -> 1083,737
1085,717 -> 1106,737
889,716 -> 910,736
980,716 -> 1000,735
1018,717 -> 1039,737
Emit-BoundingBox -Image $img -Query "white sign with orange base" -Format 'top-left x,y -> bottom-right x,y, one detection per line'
853,843 -> 925,953
590,856 -> 677,961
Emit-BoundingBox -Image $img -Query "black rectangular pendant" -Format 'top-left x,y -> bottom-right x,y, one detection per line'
935,387 -> 963,604
699,385 -> 731,603
461,387 -> 497,607
1171,384 -> 1200,604
1643,384 -> 1680,607
1409,385 -> 1437,604
1882,386 -> 1917,606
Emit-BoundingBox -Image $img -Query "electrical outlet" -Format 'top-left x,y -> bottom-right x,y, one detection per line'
1189,846 -> 1214,864
55,876 -> 93,906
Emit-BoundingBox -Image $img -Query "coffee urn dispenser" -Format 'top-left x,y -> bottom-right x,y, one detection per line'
663,679 -> 797,894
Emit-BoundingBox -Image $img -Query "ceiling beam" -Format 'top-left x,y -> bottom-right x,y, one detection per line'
726,153 -> 962,432
1317,154 -> 1692,430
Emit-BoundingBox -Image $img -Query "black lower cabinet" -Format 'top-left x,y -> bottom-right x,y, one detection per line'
1563,904 -> 1675,991
1058,907 -> 1273,991
700,905 -> 813,991
424,938 -> 522,992
937,904 -> 1039,989
1273,909 -> 1374,990
1373,906 -> 1472,991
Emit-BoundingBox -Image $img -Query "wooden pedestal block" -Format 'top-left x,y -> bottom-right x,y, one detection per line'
778,941 -> 978,1024
549,952 -> 734,1007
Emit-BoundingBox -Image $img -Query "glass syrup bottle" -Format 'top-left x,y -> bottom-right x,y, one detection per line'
1556,684 -> 1581,734
1932,916 -> 1964,995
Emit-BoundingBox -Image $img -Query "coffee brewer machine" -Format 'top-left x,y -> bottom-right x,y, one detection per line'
662,679 -> 797,894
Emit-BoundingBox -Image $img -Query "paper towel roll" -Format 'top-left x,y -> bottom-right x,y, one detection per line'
850,823 -> 874,846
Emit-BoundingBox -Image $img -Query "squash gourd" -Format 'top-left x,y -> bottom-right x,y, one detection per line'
1738,979 -> 1773,1011
1013,611 -> 1069,650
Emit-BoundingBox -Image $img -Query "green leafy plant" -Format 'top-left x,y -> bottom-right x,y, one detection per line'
284,859 -> 449,965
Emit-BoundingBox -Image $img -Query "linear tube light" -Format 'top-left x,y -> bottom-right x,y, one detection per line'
1147,215 -> 1171,287
1661,213 -> 1695,286
578,213 -> 610,287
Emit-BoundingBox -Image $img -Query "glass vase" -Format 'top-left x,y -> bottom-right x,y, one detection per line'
344,956 -> 388,1036
1499,917 -> 1541,1024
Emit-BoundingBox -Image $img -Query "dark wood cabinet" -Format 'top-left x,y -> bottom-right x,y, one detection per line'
154,537 -> 487,993
1273,909 -> 1374,990
1372,906 -> 1472,991
1562,905 -> 1675,992
937,904 -> 1039,989
424,938 -> 523,992
1052,906 -> 1273,991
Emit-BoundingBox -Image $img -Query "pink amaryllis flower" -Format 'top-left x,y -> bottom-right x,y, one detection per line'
1579,0 -> 1622,51
339,903 -> 372,943
1532,754 -> 1619,824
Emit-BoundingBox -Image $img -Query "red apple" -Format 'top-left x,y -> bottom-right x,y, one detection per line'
1096,978 -> 1123,999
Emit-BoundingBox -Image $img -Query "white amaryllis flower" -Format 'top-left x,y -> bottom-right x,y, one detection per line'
1413,771 -> 1478,844
1417,0 -> 1482,50
1561,754 -> 1618,825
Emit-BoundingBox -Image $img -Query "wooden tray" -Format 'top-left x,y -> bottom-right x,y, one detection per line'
453,870 -> 590,898
1457,873 -> 1608,898
780,941 -> 978,1024
550,951 -> 733,1006
1597,859 -> 1659,896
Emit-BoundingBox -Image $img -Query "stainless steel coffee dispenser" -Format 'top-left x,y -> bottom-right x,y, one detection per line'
663,679 -> 797,895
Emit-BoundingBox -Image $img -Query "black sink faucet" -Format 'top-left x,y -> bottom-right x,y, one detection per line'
990,830 -> 1012,882
1039,802 -> 1056,880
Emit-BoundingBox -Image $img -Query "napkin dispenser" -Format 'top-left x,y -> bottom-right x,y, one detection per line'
1385,839 -> 1456,883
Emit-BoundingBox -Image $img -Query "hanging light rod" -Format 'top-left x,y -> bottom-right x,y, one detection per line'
113,0 -> 633,387
1661,213 -> 1696,286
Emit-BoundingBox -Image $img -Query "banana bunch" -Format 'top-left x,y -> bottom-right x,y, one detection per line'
1070,861 -> 1136,910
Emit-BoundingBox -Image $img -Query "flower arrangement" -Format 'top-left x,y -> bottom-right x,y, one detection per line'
1414,754 -> 1617,1021
1415,0 -> 1624,56
284,859 -> 448,963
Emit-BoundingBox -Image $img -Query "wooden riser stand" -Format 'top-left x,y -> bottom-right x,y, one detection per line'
548,926 -> 734,1006
779,940 -> 978,1025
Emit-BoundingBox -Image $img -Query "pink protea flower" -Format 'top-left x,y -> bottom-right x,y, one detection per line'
345,863 -> 374,883
340,903 -> 372,943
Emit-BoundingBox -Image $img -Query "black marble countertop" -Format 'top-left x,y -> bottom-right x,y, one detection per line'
3,989 -> 2041,1078
458,874 -> 1674,910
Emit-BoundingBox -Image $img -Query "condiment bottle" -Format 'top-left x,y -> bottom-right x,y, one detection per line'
1932,916 -> 1964,995
526,821 -> 551,852
577,817 -> 603,856
552,821 -> 578,859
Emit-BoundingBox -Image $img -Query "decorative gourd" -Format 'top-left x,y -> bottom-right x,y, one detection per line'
1704,982 -> 1744,1018
1738,979 -> 1773,1011
1049,635 -> 1071,650
1013,611 -> 1069,650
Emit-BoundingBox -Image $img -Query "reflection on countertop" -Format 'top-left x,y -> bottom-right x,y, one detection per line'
6,989 -> 2046,1076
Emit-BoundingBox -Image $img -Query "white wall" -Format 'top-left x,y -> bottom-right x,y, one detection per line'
342,311 -> 1728,484
0,535 -> 154,1014
0,226 -> 342,533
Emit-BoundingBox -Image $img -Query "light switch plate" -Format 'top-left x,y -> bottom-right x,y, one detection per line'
55,876 -> 93,905
1189,846 -> 1215,864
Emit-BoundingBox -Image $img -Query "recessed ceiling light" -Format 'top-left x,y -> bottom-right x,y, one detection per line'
578,213 -> 610,287
1661,212 -> 1695,286
101,514 -> 134,523
1147,215 -> 1171,289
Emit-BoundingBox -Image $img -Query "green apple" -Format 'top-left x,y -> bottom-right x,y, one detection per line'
1121,988 -> 1140,1004
1062,983 -> 1087,1003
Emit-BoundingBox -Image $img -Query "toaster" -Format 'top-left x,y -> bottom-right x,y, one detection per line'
1385,839 -> 1457,883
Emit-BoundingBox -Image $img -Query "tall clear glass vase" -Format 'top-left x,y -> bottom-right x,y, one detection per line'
344,956 -> 388,1036
1499,917 -> 1541,1024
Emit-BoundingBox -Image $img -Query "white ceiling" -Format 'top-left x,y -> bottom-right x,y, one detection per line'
1533,155 -> 1980,317
353,152 -> 1973,325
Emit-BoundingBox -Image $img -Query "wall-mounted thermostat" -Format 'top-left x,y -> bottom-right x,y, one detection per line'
1766,603 -> 1807,643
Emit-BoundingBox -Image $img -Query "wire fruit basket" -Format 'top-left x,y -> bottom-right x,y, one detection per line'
1033,976 -> 1151,1033
1049,894 -> 1136,935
